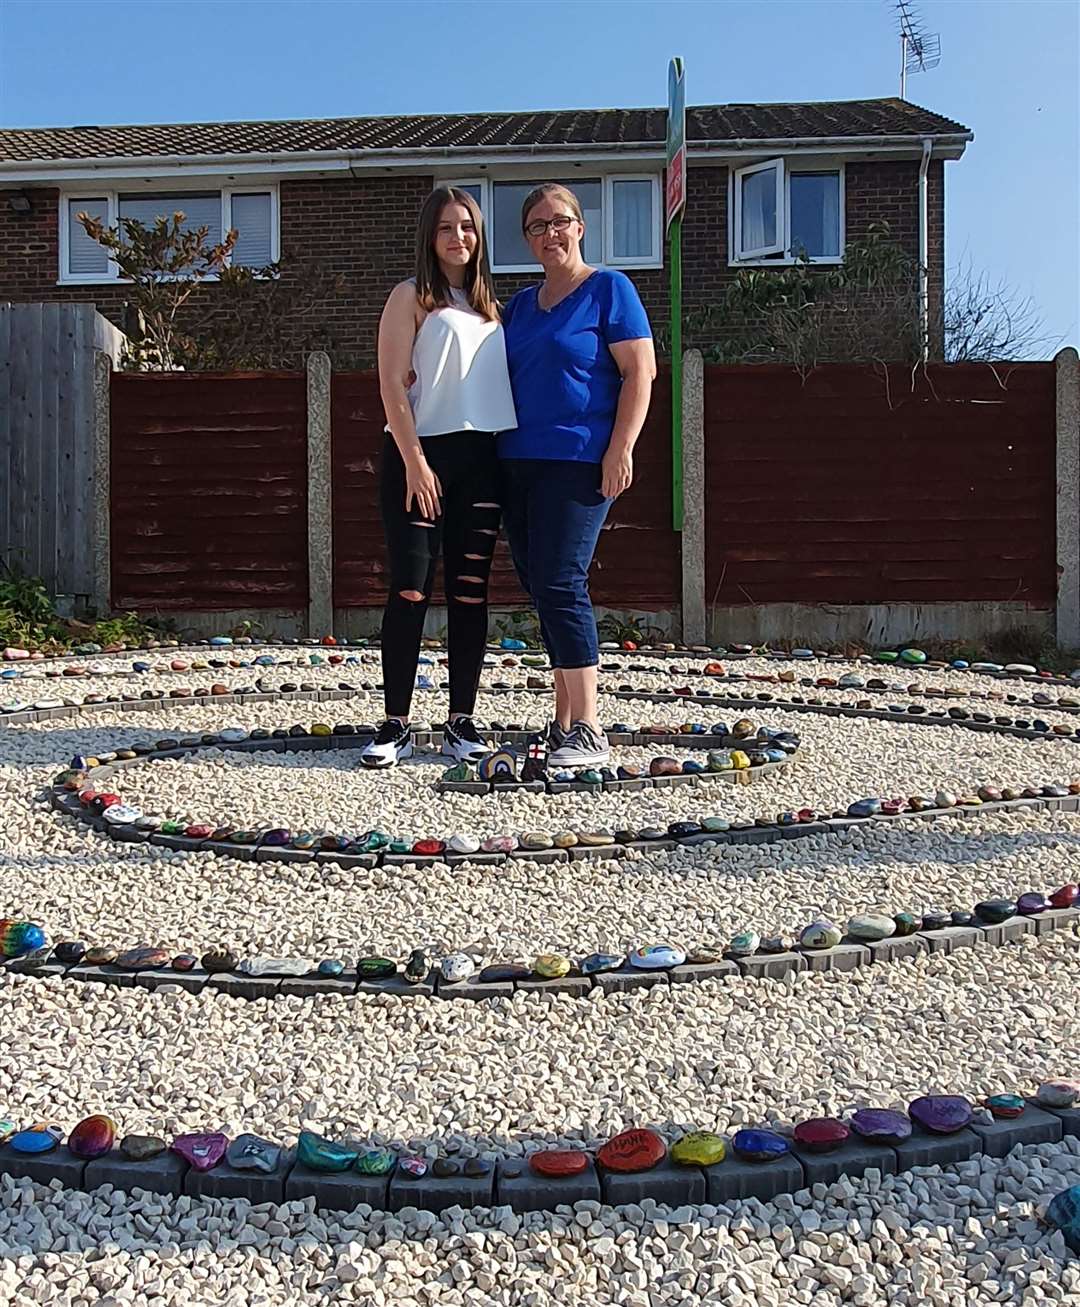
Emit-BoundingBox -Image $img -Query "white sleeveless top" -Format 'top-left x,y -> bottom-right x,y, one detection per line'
403,287 -> 517,438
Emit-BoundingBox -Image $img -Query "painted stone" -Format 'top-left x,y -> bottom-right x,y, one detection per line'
1016,892 -> 1049,915
201,948 -> 237,973
120,1134 -> 165,1161
670,1131 -> 727,1166
577,830 -> 615,846
1046,1184 -> 1080,1254
464,1157 -> 491,1177
440,952 -> 474,984
731,719 -> 756,739
0,921 -> 45,958
1037,1079 -> 1080,1108
986,1093 -> 1025,1119
668,820 -> 702,838
847,914 -> 895,942
908,1095 -> 972,1134
899,648 -> 927,664
116,947 -> 171,970
448,833 -> 481,854
481,834 -> 519,853
412,839 -> 446,856
404,950 -> 429,983
628,944 -> 685,970
597,1128 -> 666,1173
799,921 -> 842,950
649,757 -> 681,777
398,1156 -> 428,1177
10,1128 -> 61,1154
729,750 -> 751,770
529,1149 -> 589,1177
760,937 -> 788,954
172,1132 -> 228,1172
793,1118 -> 850,1152
355,1148 -> 396,1175
732,1129 -> 790,1162
727,931 -> 760,958
848,1109 -> 912,1144
847,799 -> 882,819
67,1115 -> 117,1159
701,816 -> 731,832
533,954 -> 571,979
228,1134 -> 281,1173
53,941 -> 86,965
520,831 -> 554,850
1050,884 -> 1079,908
479,964 -> 531,983
974,899 -> 1016,924
553,832 -> 578,848
579,953 -> 622,976
296,1131 -> 358,1172
920,912 -> 950,931
104,805 -> 143,826
432,1158 -> 459,1177
356,957 -> 397,980
83,947 -> 118,966
317,959 -> 345,977
172,954 -> 197,971
477,748 -> 517,781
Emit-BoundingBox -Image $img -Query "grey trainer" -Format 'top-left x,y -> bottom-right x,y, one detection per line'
546,719 -> 568,752
548,720 -> 610,768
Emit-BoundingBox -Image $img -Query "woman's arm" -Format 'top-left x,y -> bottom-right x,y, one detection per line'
377,282 -> 442,519
600,337 -> 657,499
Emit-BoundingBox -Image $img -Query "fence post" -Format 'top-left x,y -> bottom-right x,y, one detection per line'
91,351 -> 111,618
1056,346 -> 1080,650
680,349 -> 706,644
307,351 -> 334,637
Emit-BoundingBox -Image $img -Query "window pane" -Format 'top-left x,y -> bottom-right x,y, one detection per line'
118,192 -> 222,246
740,166 -> 778,252
492,178 -> 601,267
790,172 -> 840,258
230,192 -> 273,268
455,183 -> 482,203
68,198 -> 109,275
611,180 -> 653,260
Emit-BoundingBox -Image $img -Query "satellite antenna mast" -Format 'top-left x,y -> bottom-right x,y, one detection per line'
895,0 -> 941,98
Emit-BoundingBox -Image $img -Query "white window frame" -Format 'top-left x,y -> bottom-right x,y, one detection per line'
729,159 -> 846,267
58,183 -> 280,284
450,172 -> 663,274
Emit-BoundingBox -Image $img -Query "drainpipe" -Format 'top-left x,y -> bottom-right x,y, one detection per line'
918,137 -> 932,362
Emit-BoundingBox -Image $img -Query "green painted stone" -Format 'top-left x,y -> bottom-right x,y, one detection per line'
359,830 -> 390,852
975,898 -> 1016,924
893,912 -> 921,936
702,816 -> 731,832
671,1131 -> 727,1167
356,956 -> 397,979
442,762 -> 474,782
847,914 -> 896,942
727,930 -> 760,958
900,648 -> 927,664
354,1148 -> 396,1175
578,769 -> 603,785
388,839 -> 411,854
706,750 -> 733,772
296,1131 -> 358,1173
873,651 -> 899,662
160,820 -> 185,835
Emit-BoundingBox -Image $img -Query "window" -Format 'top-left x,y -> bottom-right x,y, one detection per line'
731,159 -> 843,264
450,173 -> 661,272
59,187 -> 278,283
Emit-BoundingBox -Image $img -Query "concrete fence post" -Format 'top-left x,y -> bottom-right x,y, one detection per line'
306,351 -> 333,638
1056,346 -> 1080,650
91,351 -> 112,619
680,349 -> 706,645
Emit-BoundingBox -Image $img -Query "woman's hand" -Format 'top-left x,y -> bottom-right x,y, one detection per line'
601,445 -> 634,499
404,452 -> 442,520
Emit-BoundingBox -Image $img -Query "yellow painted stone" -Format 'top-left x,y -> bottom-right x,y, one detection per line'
533,953 -> 571,979
671,1131 -> 727,1167
521,831 -> 554,850
553,831 -> 578,848
730,750 -> 751,770
84,757 -> 100,769
311,723 -> 332,737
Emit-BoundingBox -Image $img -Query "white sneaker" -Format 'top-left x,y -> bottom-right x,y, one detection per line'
547,720 -> 610,768
360,719 -> 413,768
441,716 -> 489,763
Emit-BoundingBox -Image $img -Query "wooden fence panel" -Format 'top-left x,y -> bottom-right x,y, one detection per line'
704,362 -> 1057,607
110,372 -> 308,610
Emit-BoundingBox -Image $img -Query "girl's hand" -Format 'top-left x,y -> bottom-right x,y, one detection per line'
601,446 -> 633,499
405,455 -> 442,520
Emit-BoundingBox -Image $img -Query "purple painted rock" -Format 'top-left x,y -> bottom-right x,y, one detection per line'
1016,892 -> 1049,915
261,828 -> 291,847
792,1117 -> 850,1153
909,1095 -> 973,1134
849,1109 -> 912,1144
68,1114 -> 117,1159
172,1131 -> 228,1171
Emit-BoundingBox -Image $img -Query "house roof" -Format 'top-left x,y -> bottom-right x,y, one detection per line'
0,99 -> 970,164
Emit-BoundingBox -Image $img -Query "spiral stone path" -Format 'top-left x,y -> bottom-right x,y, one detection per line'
0,641 -> 1078,1305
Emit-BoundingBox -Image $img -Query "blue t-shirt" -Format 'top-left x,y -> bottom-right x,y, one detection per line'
499,267 -> 652,463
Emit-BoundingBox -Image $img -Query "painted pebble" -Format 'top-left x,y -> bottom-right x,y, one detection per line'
793,1118 -> 850,1152
120,1134 -> 165,1161
670,1131 -> 727,1166
1037,1079 -> 1080,1108
628,944 -> 686,970
848,1109 -> 912,1144
985,1093 -> 1026,1119
440,952 -> 474,984
296,1131 -> 358,1173
597,1128 -> 666,1173
529,1149 -> 589,1177
172,1132 -> 228,1172
732,1129 -> 790,1162
799,921 -> 842,950
227,1134 -> 281,1173
533,954 -> 571,979
67,1115 -> 117,1159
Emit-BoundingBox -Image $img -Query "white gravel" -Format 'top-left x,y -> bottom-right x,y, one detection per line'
1,648 -> 1078,1306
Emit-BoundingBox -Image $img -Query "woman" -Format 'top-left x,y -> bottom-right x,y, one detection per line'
362,186 -> 517,768
500,184 -> 655,768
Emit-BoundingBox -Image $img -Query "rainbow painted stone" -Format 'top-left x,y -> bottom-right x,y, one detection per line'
628,945 -> 685,970
597,1128 -> 666,1173
0,919 -> 46,958
68,1115 -> 116,1159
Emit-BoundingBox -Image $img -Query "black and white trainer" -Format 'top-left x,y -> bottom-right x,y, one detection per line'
441,716 -> 489,764
360,719 -> 413,768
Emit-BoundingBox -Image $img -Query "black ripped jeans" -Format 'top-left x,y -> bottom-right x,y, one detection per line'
378,431 -> 501,719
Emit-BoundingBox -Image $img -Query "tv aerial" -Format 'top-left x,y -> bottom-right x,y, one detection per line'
895,0 -> 941,99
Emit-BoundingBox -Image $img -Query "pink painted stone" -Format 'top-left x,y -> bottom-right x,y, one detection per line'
792,1117 -> 850,1153
172,1131 -> 228,1171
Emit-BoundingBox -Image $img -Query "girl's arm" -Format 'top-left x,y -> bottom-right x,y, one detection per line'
378,283 -> 442,519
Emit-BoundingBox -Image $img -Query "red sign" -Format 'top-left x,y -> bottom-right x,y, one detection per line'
666,144 -> 685,230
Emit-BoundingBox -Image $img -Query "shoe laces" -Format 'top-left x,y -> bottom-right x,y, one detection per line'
374,719 -> 408,744
449,716 -> 483,745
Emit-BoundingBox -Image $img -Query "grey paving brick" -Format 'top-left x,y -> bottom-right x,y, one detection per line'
705,1152 -> 805,1203
436,980 -> 514,1002
134,967 -> 210,996
284,1162 -> 392,1212
313,850 -> 379,869
801,943 -> 870,974
65,964 -> 137,988
668,960 -> 738,985
254,846 -> 315,865
278,976 -> 357,999
0,1144 -> 87,1189
568,844 -> 624,862
184,1150 -> 292,1204
84,1149 -> 188,1198
508,847 -> 569,864
206,973 -> 281,1000
1031,1100 -> 1080,1138
791,1139 -> 898,1186
600,1157 -> 707,1206
976,915 -> 1036,946
388,1166 -> 495,1213
922,926 -> 980,955
735,952 -> 806,981
891,1126 -> 981,1169
968,1107 -> 1063,1157
1033,907 -> 1080,936
514,975 -> 593,999
495,1158 -> 602,1212
356,973 -> 437,1000
592,967 -> 669,996
860,935 -> 929,965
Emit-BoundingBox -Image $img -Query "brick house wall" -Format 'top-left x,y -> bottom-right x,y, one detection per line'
0,158 -> 945,364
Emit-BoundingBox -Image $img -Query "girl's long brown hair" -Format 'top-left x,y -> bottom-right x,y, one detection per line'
414,186 -> 499,322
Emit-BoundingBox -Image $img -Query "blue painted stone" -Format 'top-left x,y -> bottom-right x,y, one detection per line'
732,1129 -> 790,1162
500,638 -> 527,650
416,675 -> 435,690
210,636 -> 233,646
849,1109 -> 912,1144
681,760 -> 705,774
908,1095 -> 972,1134
847,798 -> 882,818
951,660 -> 970,670
317,959 -> 345,976
792,649 -> 814,659
1047,1184 -> 1080,1253
580,952 -> 623,975
628,944 -> 686,970
10,1128 -> 60,1154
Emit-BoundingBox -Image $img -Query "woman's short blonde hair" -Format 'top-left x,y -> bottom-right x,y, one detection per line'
520,183 -> 584,233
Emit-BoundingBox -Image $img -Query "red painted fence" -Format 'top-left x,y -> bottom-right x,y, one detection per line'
110,372 -> 308,610
704,363 -> 1056,606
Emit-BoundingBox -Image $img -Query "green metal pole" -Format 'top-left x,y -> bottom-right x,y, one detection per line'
670,212 -> 683,531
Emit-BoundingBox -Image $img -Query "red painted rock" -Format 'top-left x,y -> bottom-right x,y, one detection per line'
793,1118 -> 850,1153
1051,884 -> 1079,908
597,1128 -> 666,1173
172,1131 -> 228,1171
649,757 -> 681,777
117,947 -> 171,970
185,824 -> 214,839
529,1149 -> 589,1178
412,839 -> 446,856
68,1114 -> 117,1159
78,789 -> 99,806
97,793 -> 121,809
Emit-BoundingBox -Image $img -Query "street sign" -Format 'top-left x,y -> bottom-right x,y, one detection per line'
666,56 -> 686,231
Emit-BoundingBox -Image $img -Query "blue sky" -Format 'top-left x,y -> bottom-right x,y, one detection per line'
1,0 -> 1076,348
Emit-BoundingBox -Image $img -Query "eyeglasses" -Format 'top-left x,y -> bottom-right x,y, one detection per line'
524,215 -> 578,238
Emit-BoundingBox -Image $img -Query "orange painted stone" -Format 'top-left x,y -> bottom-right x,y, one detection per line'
529,1149 -> 589,1178
597,1128 -> 666,1173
